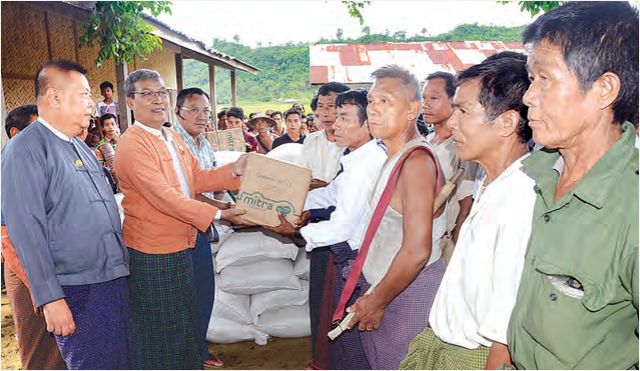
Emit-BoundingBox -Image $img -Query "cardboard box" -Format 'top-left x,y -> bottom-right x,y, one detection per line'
205,128 -> 245,152
236,153 -> 312,227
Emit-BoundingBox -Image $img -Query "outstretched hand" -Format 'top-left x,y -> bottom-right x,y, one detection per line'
232,154 -> 248,177
264,213 -> 296,237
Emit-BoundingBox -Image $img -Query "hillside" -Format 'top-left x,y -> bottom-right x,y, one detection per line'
183,23 -> 526,110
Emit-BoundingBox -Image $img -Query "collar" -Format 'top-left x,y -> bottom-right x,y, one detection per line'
172,121 -> 202,146
38,117 -> 71,142
341,139 -> 385,167
134,121 -> 172,141
523,121 -> 638,209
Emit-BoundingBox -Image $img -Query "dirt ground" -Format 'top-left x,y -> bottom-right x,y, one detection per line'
1,294 -> 311,370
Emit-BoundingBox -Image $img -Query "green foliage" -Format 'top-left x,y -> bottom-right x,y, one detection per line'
183,24 -> 526,107
79,1 -> 172,68
342,0 -> 371,25
499,1 -> 562,16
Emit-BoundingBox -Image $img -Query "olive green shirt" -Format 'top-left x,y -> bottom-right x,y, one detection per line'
507,122 -> 639,369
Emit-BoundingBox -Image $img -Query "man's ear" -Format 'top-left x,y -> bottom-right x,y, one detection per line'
9,127 -> 20,138
593,71 -> 621,113
496,109 -> 520,139
408,101 -> 421,121
126,96 -> 135,110
47,88 -> 62,109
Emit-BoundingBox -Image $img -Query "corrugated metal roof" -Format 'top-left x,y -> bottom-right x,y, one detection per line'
310,41 -> 525,84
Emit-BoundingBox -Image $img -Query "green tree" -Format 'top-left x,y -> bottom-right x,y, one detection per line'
336,28 -> 344,41
499,1 -> 562,16
362,26 -> 371,36
79,1 -> 172,68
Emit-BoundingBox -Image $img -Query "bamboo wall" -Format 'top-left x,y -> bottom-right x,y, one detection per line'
1,1 -> 179,141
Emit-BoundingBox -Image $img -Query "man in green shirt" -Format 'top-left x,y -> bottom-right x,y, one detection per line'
507,2 -> 639,369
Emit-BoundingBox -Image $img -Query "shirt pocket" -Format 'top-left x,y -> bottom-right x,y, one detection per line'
520,255 -> 609,368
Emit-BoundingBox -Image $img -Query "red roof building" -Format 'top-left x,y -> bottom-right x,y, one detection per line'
310,41 -> 525,85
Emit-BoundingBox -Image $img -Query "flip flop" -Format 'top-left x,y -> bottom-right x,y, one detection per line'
203,354 -> 224,368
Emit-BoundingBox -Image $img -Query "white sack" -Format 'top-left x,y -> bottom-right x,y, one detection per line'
255,304 -> 311,338
215,228 -> 298,273
293,248 -> 310,280
218,259 -> 302,295
212,278 -> 253,325
214,150 -> 244,166
250,280 -> 309,322
206,316 -> 268,345
266,143 -> 305,166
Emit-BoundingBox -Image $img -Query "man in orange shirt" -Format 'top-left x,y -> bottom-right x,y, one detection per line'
113,69 -> 247,369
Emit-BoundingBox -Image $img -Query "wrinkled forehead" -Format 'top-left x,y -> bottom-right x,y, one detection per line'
370,77 -> 411,100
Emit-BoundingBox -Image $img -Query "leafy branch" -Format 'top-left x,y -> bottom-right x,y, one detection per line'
342,0 -> 371,25
499,1 -> 562,16
79,1 -> 172,68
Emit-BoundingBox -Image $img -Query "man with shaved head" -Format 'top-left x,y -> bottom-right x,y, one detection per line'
1,59 -> 133,369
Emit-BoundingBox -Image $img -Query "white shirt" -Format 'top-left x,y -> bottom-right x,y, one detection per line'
39,117 -> 71,142
134,121 -> 190,197
301,130 -> 344,182
430,154 -> 536,349
300,139 -> 387,251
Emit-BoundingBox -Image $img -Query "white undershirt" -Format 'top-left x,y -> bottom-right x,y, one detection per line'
134,121 -> 190,197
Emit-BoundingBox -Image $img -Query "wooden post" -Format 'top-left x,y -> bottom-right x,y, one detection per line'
115,61 -> 131,131
175,53 -> 183,92
1,74 -> 8,149
230,69 -> 237,106
208,64 -> 218,129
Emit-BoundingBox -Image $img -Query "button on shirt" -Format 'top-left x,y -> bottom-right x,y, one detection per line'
507,122 -> 639,370
173,122 -> 217,199
430,154 -> 535,349
301,139 -> 387,251
134,121 -> 190,197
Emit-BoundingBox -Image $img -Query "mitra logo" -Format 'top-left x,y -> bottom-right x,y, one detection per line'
238,191 -> 294,217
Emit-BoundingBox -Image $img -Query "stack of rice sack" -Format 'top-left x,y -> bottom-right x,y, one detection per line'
206,228 -> 311,345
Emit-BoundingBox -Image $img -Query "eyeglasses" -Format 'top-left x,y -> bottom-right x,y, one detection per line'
179,107 -> 212,116
130,90 -> 169,101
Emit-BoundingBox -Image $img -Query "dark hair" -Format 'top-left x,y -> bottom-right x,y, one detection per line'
217,109 -> 227,119
99,81 -> 114,93
310,95 -> 319,111
523,1 -> 639,124
35,59 -> 87,98
176,87 -> 210,108
283,108 -> 302,120
226,106 -> 245,120
5,104 -> 38,138
457,57 -> 532,143
270,111 -> 282,118
483,51 -> 527,63
317,81 -> 350,97
99,113 -> 117,128
426,71 -> 456,99
336,89 -> 368,126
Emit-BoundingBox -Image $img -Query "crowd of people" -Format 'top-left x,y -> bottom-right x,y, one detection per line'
1,2 -> 638,370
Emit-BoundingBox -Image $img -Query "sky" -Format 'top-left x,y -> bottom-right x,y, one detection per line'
156,1 -> 537,48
